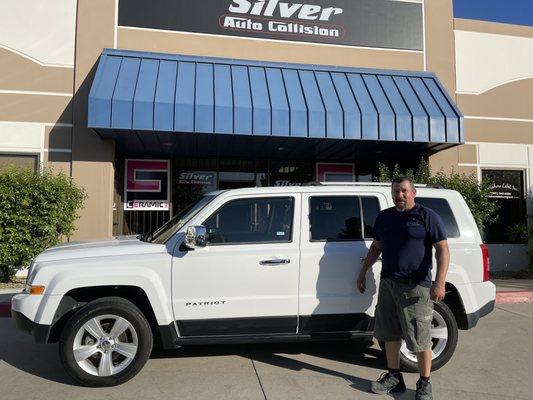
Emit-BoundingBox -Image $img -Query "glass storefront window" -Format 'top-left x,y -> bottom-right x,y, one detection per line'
269,160 -> 313,186
482,169 -> 527,244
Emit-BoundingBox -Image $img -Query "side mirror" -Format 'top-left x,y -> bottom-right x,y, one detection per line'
184,225 -> 207,249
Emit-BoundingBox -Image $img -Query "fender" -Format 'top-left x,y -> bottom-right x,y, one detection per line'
30,252 -> 173,326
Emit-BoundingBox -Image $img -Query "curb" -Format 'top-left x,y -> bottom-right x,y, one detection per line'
495,291 -> 533,304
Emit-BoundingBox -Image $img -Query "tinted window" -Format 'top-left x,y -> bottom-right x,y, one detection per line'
416,197 -> 460,238
310,196 -> 362,241
361,197 -> 381,239
203,197 -> 293,244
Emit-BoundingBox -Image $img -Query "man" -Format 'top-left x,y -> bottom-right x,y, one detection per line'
357,177 -> 450,400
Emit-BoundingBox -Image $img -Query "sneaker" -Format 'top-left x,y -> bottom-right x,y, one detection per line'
416,378 -> 433,400
370,372 -> 406,395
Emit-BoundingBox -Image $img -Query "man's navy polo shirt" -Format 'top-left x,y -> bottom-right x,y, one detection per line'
373,203 -> 447,288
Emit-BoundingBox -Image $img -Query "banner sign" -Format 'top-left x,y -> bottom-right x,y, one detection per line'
119,0 -> 423,50
124,159 -> 170,210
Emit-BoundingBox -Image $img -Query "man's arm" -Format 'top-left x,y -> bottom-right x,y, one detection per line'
357,240 -> 382,293
431,240 -> 450,302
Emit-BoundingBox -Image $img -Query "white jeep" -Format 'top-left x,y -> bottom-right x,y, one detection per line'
11,183 -> 495,386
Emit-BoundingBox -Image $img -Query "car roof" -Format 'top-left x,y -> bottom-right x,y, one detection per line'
208,183 -> 458,197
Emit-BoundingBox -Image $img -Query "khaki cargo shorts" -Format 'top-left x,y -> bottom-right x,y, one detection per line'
373,277 -> 434,353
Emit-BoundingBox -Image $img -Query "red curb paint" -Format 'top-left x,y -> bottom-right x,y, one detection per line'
0,302 -> 11,318
496,291 -> 533,304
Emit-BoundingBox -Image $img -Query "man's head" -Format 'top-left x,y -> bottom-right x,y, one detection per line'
391,177 -> 416,211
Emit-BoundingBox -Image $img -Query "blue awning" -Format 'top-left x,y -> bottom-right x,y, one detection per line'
88,49 -> 463,150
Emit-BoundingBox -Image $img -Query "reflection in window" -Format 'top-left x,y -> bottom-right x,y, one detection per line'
310,196 -> 362,241
203,197 -> 294,244
361,197 -> 380,239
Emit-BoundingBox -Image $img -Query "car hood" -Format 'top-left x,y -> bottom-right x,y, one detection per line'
34,236 -> 167,263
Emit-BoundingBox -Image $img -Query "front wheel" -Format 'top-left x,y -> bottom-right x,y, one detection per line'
379,301 -> 458,372
59,297 -> 153,387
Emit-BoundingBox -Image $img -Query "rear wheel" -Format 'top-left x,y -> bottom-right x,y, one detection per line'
59,297 -> 153,387
379,301 -> 458,372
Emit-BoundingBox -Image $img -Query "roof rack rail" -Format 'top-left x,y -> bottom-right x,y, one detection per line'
309,182 -> 444,189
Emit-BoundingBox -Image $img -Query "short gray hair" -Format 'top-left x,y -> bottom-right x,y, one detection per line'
391,176 -> 415,190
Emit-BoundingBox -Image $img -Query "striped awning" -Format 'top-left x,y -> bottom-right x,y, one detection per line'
88,49 -> 463,145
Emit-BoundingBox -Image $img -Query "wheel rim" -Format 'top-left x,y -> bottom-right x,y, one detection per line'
72,314 -> 139,377
400,308 -> 449,363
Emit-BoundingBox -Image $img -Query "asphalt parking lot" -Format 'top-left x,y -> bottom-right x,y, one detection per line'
1,302 -> 532,400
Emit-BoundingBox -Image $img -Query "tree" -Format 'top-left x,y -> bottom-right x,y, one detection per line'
0,167 -> 86,282
376,159 -> 499,234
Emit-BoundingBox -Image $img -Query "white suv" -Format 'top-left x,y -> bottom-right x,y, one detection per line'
12,183 -> 495,386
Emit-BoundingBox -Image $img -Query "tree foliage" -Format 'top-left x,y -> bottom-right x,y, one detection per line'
0,167 -> 86,282
376,159 -> 499,234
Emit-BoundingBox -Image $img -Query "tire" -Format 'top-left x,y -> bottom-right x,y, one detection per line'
378,301 -> 458,372
59,297 -> 153,387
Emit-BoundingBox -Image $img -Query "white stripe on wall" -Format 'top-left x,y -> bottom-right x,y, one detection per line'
0,89 -> 72,97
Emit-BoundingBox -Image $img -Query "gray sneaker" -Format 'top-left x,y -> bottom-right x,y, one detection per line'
370,372 -> 406,394
416,378 -> 433,400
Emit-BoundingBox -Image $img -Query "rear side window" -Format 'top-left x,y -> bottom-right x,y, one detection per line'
310,196 -> 362,241
416,197 -> 460,238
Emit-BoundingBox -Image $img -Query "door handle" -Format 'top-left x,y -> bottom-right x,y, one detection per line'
360,257 -> 382,261
259,258 -> 290,265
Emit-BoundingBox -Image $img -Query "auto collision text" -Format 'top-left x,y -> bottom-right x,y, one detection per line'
221,0 -> 344,39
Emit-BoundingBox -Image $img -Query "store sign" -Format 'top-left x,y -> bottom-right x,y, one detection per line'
483,170 -> 524,200
124,159 -> 170,211
119,0 -> 423,50
274,180 -> 302,186
178,171 -> 216,186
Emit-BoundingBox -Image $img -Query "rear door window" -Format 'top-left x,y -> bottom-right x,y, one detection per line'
416,197 -> 460,238
309,196 -> 362,241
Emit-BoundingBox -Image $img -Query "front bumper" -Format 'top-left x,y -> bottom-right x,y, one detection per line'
11,292 -> 54,344
11,309 -> 51,344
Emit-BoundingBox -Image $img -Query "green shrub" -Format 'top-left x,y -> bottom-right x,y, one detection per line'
376,159 -> 499,235
0,167 -> 86,282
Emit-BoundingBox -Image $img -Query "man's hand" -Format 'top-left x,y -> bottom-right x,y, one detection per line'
430,282 -> 446,302
357,270 -> 366,294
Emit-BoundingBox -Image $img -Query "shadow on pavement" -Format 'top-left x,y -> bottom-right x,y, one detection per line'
152,340 -> 414,397
2,316 -> 411,396
0,318 -> 75,385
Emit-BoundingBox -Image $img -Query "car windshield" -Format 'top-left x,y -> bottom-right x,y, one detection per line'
144,193 -> 220,244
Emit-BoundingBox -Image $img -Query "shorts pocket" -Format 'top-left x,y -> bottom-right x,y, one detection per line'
414,318 -> 432,351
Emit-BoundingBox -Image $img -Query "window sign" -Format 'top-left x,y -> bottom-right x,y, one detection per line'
178,171 -> 217,190
270,160 -> 313,186
124,159 -> 170,211
482,170 -> 526,243
485,170 -> 522,199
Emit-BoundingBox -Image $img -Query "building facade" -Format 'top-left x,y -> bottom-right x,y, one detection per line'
0,0 -> 531,270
